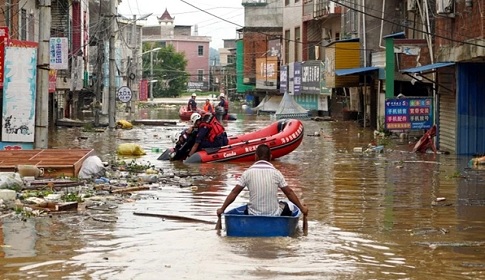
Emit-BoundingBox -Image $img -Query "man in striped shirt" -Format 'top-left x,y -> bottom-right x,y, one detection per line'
216,144 -> 308,217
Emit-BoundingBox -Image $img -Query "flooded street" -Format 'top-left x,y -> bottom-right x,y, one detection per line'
1,104 -> 485,279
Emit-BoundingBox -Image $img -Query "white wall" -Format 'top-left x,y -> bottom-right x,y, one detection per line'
282,0 -> 303,63
245,1 -> 283,28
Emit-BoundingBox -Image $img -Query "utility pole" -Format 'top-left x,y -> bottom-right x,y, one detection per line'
34,0 -> 51,149
129,13 -> 150,108
108,0 -> 117,129
94,18 -> 105,127
130,15 -> 138,113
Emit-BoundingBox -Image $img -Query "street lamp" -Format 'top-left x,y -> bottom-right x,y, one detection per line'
142,47 -> 162,101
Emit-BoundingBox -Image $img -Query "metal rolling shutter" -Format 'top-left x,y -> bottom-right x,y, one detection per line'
437,66 -> 456,153
438,93 -> 456,152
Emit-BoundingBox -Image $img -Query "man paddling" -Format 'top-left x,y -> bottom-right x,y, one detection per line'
216,144 -> 308,219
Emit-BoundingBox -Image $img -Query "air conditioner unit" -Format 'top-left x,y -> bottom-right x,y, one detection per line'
407,0 -> 417,11
437,0 -> 454,14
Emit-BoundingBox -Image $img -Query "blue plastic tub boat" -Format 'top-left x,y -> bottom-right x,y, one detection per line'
224,202 -> 301,237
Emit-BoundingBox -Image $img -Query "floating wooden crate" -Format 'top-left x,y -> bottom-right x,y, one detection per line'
0,149 -> 95,178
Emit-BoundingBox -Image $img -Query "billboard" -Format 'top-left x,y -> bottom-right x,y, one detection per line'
49,37 -> 69,70
301,60 -> 321,94
0,27 -> 9,87
139,79 -> 148,101
256,57 -> 278,90
385,97 -> 433,131
279,65 -> 287,94
2,40 -> 38,143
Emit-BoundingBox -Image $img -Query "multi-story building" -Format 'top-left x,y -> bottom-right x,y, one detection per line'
428,0 -> 485,154
141,9 -> 211,92
237,2 -> 423,123
237,0 -> 283,107
215,39 -> 237,95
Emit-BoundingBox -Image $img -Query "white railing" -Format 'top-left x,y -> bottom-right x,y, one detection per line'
242,0 -> 267,4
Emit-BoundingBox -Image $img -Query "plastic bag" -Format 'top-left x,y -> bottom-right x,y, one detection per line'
78,156 -> 106,179
117,143 -> 146,156
0,172 -> 24,191
116,120 -> 133,129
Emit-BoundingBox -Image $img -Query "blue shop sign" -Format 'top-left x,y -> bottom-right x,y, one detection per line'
385,97 -> 433,130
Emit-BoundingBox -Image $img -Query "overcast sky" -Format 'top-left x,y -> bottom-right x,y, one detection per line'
118,0 -> 245,49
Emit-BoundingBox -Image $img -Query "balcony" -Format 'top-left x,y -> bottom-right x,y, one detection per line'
242,0 -> 267,6
313,0 -> 342,19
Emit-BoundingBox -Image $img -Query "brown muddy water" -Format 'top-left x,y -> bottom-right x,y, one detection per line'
1,105 -> 485,279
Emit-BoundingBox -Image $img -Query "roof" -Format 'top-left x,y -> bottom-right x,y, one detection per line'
335,66 -> 379,76
383,32 -> 406,39
325,38 -> 360,47
400,62 -> 455,74
275,92 -> 309,120
158,8 -> 174,21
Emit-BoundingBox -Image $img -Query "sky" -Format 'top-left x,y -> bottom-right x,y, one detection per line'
118,0 -> 245,49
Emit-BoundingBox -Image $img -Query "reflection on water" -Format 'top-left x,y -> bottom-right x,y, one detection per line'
1,106 -> 485,279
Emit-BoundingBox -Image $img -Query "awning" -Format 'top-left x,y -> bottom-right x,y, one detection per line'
335,66 -> 379,76
401,62 -> 455,74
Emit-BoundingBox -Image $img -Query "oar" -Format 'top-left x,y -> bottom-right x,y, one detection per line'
133,212 -> 216,225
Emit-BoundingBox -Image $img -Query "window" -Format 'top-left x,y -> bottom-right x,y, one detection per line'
127,28 -> 133,46
198,45 -> 204,56
21,9 -> 27,40
285,0 -> 290,6
284,30 -> 290,63
198,69 -> 204,81
28,13 -> 34,41
294,27 -> 300,62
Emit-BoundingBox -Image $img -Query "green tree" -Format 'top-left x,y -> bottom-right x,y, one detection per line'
142,43 -> 188,97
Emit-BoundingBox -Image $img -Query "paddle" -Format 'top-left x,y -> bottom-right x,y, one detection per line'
133,212 -> 216,225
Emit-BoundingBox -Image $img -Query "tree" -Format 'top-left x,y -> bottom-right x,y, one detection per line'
142,43 -> 189,97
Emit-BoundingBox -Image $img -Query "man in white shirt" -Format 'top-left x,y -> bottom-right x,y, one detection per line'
216,144 -> 309,217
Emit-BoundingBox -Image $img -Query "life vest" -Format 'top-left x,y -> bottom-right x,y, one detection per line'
223,99 -> 229,113
203,103 -> 213,113
200,116 -> 225,142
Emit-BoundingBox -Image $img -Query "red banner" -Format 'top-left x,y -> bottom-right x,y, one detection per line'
139,79 -> 148,101
49,69 -> 57,93
6,39 -> 38,48
0,27 -> 9,88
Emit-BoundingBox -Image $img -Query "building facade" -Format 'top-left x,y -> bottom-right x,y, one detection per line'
141,9 -> 211,92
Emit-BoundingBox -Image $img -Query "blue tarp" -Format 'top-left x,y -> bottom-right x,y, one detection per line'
401,62 -> 455,74
335,67 -> 379,76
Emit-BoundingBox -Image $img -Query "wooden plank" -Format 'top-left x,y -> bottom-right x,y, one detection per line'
132,119 -> 178,126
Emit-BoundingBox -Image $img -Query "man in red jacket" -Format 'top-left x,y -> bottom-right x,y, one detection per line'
188,113 -> 228,156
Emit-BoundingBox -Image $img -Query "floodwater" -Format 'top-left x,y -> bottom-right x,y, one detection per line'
1,105 -> 485,279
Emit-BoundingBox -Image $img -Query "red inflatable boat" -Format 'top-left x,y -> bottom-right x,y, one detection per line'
159,119 -> 304,163
178,105 -> 237,121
